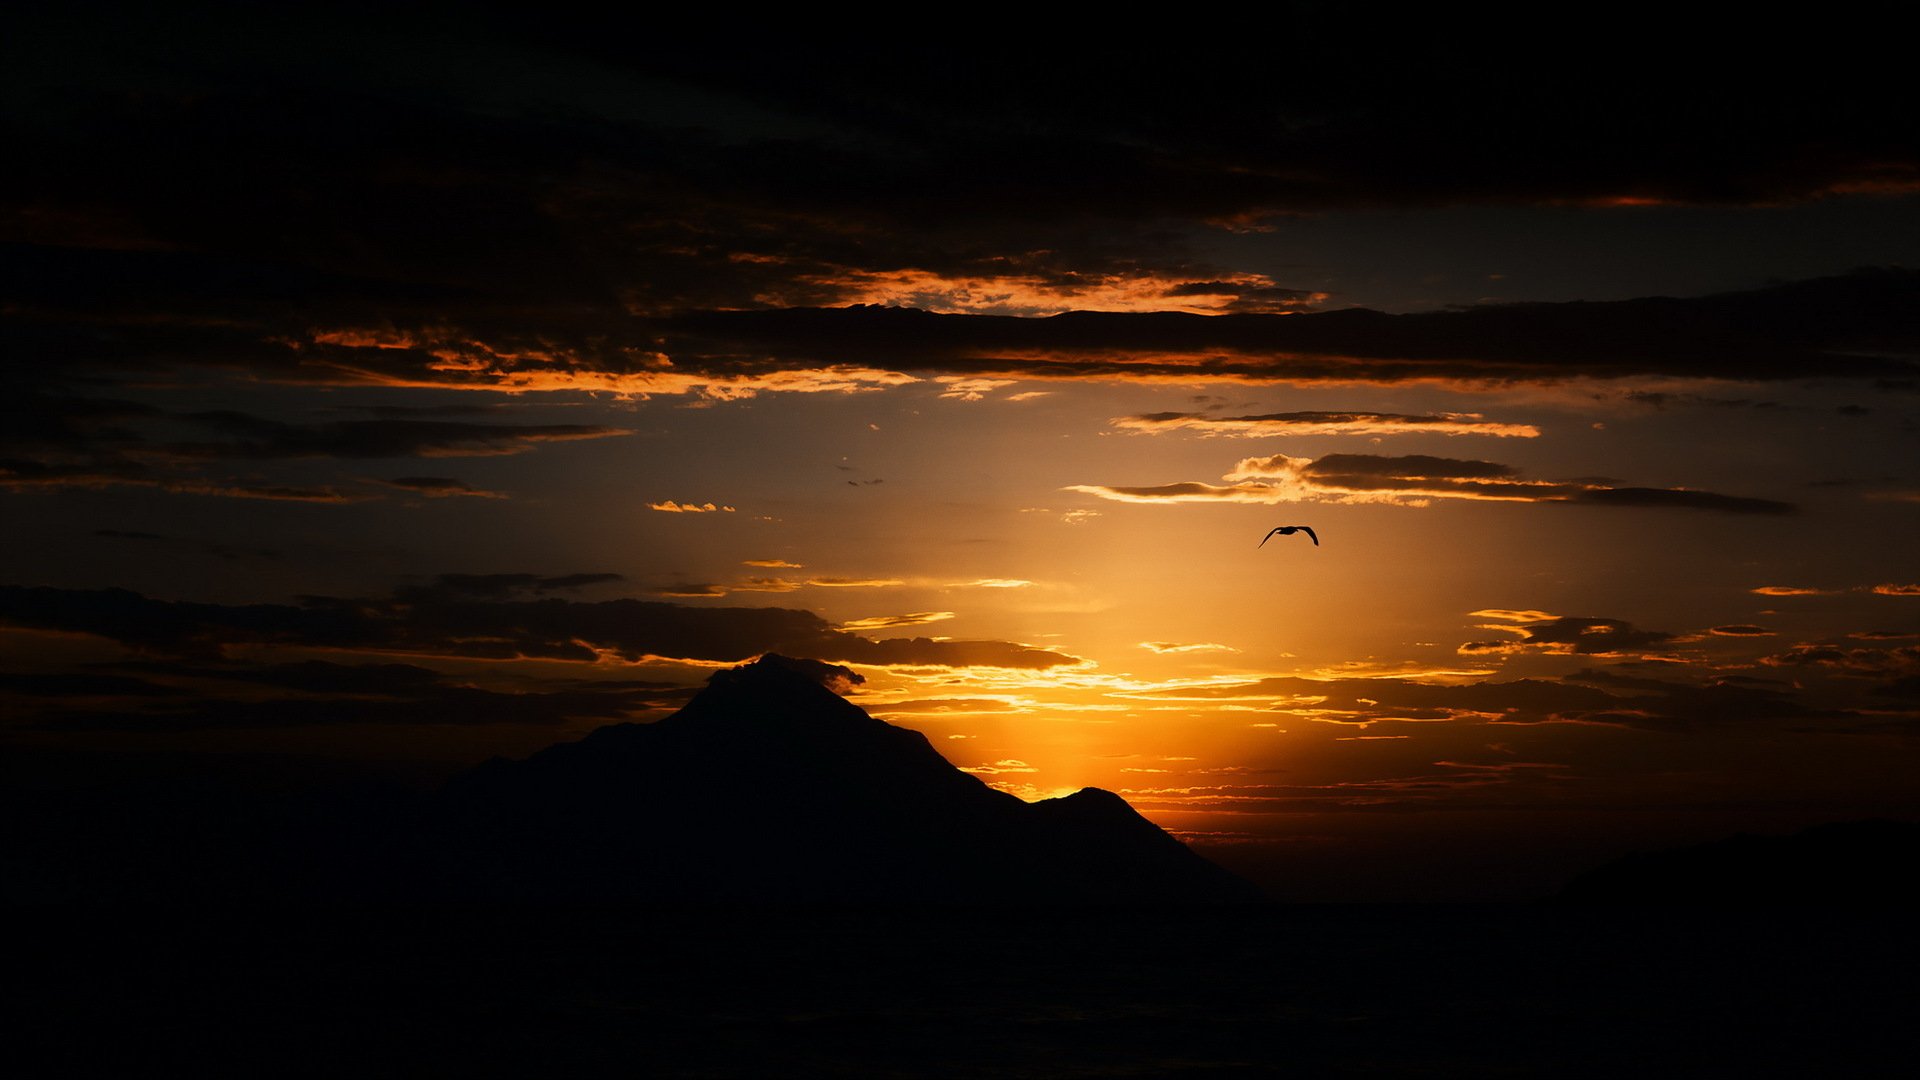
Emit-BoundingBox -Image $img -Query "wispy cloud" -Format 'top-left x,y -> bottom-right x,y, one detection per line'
374,476 -> 509,499
0,393 -> 624,500
0,582 -> 1083,672
654,271 -> 1920,389
1761,643 -> 1920,674
1139,641 -> 1239,655
1069,452 -> 1793,514
1459,611 -> 1679,658
935,377 -> 1017,401
1111,411 -> 1539,438
959,759 -> 1038,775
838,612 -> 956,632
163,413 -> 631,460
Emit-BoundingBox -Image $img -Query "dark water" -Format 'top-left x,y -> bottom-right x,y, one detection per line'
10,904 -> 1914,1077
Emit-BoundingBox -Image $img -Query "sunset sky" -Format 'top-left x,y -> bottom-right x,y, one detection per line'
6,9 -> 1918,898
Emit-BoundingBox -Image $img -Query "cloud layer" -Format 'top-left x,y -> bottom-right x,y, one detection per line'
1069,452 -> 1795,514
0,581 -> 1081,672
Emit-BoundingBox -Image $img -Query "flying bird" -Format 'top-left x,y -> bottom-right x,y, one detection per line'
1259,525 -> 1319,548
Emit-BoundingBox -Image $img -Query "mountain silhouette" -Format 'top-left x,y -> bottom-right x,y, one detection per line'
415,654 -> 1261,903
1551,819 -> 1920,905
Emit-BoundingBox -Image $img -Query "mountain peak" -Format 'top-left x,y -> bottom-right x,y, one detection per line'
658,654 -> 888,745
422,656 -> 1262,903
707,653 -> 865,695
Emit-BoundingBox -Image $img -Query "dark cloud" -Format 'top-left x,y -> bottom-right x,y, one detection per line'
623,23 -> 1915,212
0,393 -> 159,490
0,582 -> 1081,671
1308,455 -> 1520,482
0,574 -> 1077,738
1621,391 -> 1781,410
529,573 -> 628,592
408,573 -> 626,599
6,3 -> 1916,401
653,271 -> 1920,386
1570,488 -> 1795,515
0,671 -> 179,698
165,413 -> 627,460
1559,669 -> 1828,730
372,476 -> 508,499
1761,643 -> 1920,678
1875,677 -> 1920,700
0,394 -> 624,498
1460,617 -> 1678,658
653,583 -> 730,599
12,660 -> 682,732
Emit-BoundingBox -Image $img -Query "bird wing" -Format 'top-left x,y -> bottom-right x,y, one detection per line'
1258,527 -> 1284,548
1301,526 -> 1318,546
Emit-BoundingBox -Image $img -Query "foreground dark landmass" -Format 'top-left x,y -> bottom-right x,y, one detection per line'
4,655 -> 1256,904
9,659 -> 1917,1075
11,903 -> 1916,1078
1554,819 -> 1920,905
420,655 -> 1259,903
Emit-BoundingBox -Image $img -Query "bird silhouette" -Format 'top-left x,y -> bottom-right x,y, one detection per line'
1259,525 -> 1318,548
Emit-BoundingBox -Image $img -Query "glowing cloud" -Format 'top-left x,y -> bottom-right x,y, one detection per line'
748,266 -> 1324,317
936,377 -> 1017,401
301,326 -> 923,399
1112,411 -> 1540,438
959,759 -> 1039,775
838,612 -> 957,632
1471,609 -> 1562,623
1069,452 -> 1794,514
648,501 -> 736,513
1139,642 -> 1239,654
656,576 -> 909,597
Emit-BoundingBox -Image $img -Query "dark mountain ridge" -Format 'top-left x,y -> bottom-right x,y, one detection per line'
418,655 -> 1259,903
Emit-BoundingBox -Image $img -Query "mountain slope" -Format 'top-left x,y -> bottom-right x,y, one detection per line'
419,655 -> 1261,903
